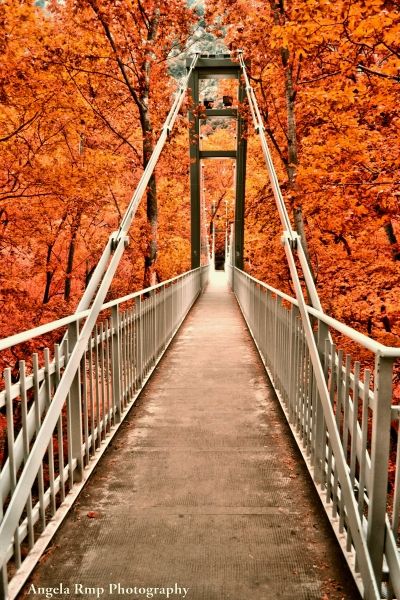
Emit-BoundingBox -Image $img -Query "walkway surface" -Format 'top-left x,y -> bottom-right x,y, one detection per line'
22,272 -> 360,600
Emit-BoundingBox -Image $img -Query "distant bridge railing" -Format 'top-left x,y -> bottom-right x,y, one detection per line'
229,264 -> 400,600
0,265 -> 209,599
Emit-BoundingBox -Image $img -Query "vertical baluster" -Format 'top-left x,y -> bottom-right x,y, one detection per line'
272,295 -> 278,383
125,311 -> 131,403
144,297 -> 148,376
133,303 -> 138,390
311,358 -> 318,468
81,349 -> 90,464
43,348 -> 56,515
163,287 -> 167,350
392,413 -> 400,541
143,298 -> 147,375
158,286 -> 162,354
368,355 -> 394,583
67,321 -> 83,483
32,354 -> 46,529
129,309 -> 134,394
294,319 -> 302,430
169,284 -> 172,337
153,291 -> 157,364
64,339 -> 74,488
130,308 -> 135,393
154,292 -> 158,358
319,338 -> 330,491
302,338 -> 310,455
275,296 -> 281,390
262,290 -> 267,362
326,341 -> 336,504
358,369 -> 371,520
99,322 -> 106,439
0,508 -> 7,597
306,344 -> 313,452
265,291 -> 271,368
138,297 -> 144,387
332,349 -> 343,518
54,344 -> 66,500
285,307 -> 291,403
314,320 -> 329,487
279,300 -> 283,390
279,303 -> 284,398
299,326 -> 307,443
158,288 -> 162,354
5,368 -> 21,568
111,305 -> 121,424
339,355 -> 351,533
148,295 -> 152,368
122,310 -> 127,408
105,318 -> 111,428
148,296 -> 152,371
257,285 -> 262,351
19,361 -> 34,550
0,474 -> 8,597
88,336 -> 95,456
288,307 -> 298,424
94,327 -> 101,448
347,361 -> 360,550
121,311 -> 127,405
300,338 -> 307,443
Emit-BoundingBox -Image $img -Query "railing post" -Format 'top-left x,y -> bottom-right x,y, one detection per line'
288,306 -> 298,424
367,352 -> 394,586
314,320 -> 329,485
111,305 -> 122,424
138,296 -> 143,386
67,321 -> 84,482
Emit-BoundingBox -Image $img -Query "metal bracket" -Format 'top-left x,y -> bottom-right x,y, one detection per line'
163,125 -> 172,138
110,233 -> 129,252
281,231 -> 298,250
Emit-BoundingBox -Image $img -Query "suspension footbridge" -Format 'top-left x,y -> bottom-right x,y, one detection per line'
0,54 -> 399,600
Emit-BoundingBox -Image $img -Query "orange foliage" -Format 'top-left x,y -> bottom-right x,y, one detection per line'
206,0 -> 400,350
0,0 -> 195,365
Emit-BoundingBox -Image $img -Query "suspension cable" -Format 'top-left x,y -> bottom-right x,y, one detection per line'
238,52 -> 295,241
238,51 -> 323,311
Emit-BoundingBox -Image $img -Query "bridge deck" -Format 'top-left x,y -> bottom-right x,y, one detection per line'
22,272 -> 359,600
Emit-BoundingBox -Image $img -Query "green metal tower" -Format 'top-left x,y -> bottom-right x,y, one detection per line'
186,54 -> 247,270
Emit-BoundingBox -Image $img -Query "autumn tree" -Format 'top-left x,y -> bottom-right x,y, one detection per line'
206,0 -> 400,343
0,0 -> 203,354
51,0 -> 196,286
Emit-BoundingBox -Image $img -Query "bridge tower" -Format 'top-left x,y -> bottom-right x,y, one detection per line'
186,54 -> 247,270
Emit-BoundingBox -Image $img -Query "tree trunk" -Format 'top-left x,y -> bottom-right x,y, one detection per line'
269,0 -> 316,286
43,243 -> 54,304
281,47 -> 298,186
64,212 -> 81,301
88,2 -> 161,289
141,108 -> 158,288
141,8 -> 160,289
384,220 -> 400,261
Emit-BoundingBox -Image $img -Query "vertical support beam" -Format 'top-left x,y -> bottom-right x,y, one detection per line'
314,320 -> 329,484
368,353 -> 394,585
111,305 -> 121,424
67,321 -> 84,482
235,77 -> 247,270
188,69 -> 201,269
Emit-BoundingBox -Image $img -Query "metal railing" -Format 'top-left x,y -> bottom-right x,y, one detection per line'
229,264 -> 400,599
0,265 -> 209,599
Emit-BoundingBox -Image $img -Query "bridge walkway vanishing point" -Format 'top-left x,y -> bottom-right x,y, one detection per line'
21,271 -> 360,600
